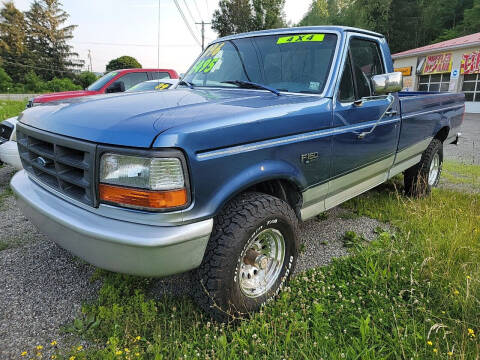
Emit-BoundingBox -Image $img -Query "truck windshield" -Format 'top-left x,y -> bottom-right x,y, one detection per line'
182,33 -> 337,94
87,71 -> 119,91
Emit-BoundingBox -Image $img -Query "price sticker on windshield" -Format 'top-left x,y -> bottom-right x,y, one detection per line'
154,83 -> 172,90
190,42 -> 224,74
277,34 -> 325,44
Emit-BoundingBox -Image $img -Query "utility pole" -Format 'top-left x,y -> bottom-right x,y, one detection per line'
88,49 -> 92,72
157,0 -> 161,68
195,21 -> 211,51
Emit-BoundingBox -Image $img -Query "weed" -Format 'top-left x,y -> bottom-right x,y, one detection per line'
315,212 -> 328,221
0,100 -> 27,121
443,160 -> 480,188
62,166 -> 480,359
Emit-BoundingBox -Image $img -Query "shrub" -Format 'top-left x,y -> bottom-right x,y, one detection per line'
44,77 -> 82,92
76,71 -> 98,89
106,56 -> 142,71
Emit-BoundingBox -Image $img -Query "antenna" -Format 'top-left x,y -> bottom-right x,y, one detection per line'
157,0 -> 161,68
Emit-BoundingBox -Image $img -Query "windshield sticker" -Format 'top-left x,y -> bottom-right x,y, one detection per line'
192,58 -> 219,73
155,83 -> 172,90
277,34 -> 325,44
190,42 -> 225,74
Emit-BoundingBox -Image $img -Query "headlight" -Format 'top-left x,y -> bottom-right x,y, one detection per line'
99,153 -> 188,210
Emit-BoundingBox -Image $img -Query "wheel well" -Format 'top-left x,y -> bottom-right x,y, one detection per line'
435,126 -> 450,143
244,179 -> 302,218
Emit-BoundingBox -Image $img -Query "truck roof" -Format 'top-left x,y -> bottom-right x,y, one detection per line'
214,26 -> 384,44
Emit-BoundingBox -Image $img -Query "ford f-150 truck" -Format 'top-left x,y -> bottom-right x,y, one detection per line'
11,26 -> 464,321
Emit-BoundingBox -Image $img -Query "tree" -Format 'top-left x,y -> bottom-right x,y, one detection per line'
0,67 -> 13,91
76,71 -> 98,88
106,56 -> 142,71
212,0 -> 286,37
299,0 -> 477,54
0,2 -> 29,82
24,0 -> 83,80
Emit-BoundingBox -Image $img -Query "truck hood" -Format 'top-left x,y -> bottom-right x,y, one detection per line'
33,90 -> 97,103
19,88 -> 324,148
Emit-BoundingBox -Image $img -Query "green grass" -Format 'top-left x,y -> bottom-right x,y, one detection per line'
27,168 -> 480,359
0,186 -> 13,209
0,100 -> 27,121
443,161 -> 480,188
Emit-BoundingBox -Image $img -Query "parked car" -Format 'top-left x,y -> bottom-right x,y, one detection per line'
26,68 -> 179,107
11,26 -> 464,321
126,79 -> 179,92
0,117 -> 21,169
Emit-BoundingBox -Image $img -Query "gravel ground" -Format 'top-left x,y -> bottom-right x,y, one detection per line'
0,113 -> 478,358
444,113 -> 480,165
0,165 -> 388,358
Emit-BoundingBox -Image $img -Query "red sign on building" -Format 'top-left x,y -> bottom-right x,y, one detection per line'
422,53 -> 452,74
461,51 -> 480,75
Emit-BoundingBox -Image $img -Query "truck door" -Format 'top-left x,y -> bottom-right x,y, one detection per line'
329,36 -> 400,205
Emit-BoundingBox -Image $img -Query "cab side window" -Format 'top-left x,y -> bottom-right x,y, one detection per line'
338,54 -> 355,102
349,38 -> 384,98
118,72 -> 148,90
151,72 -> 170,80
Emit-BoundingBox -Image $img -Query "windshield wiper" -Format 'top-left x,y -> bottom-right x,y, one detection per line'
178,80 -> 194,89
221,80 -> 280,96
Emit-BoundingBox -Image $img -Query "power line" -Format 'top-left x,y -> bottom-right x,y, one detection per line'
182,0 -> 198,28
172,0 -> 201,47
72,41 -> 198,48
205,0 -> 210,16
192,0 -> 203,21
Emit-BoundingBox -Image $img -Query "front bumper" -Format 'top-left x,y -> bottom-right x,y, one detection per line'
11,170 -> 213,277
0,140 -> 23,170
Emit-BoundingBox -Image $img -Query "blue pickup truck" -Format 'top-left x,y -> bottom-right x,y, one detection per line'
11,26 -> 464,320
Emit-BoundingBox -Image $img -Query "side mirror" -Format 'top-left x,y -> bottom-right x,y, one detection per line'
371,72 -> 403,95
106,80 -> 125,93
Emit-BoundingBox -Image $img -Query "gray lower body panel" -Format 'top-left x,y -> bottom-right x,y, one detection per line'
11,170 -> 213,277
300,137 -> 433,221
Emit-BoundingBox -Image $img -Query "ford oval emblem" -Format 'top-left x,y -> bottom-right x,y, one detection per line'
35,156 -> 52,167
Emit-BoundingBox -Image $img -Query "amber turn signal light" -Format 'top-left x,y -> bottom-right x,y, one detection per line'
99,184 -> 187,209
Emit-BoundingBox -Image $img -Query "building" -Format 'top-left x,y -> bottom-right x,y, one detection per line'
392,32 -> 480,113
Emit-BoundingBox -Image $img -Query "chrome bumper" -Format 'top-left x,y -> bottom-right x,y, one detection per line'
11,170 -> 213,277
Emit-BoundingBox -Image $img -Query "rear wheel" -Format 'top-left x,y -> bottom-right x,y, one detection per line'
404,138 -> 443,197
192,192 -> 299,322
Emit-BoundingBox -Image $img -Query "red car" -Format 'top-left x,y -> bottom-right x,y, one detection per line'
27,68 -> 179,107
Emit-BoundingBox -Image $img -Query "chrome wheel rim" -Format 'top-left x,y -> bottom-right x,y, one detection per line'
428,153 -> 440,186
238,228 -> 285,298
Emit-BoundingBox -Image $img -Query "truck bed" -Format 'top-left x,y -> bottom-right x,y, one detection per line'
397,91 -> 464,151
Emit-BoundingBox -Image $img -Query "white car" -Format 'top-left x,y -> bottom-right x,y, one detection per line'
125,79 -> 179,92
0,116 -> 22,170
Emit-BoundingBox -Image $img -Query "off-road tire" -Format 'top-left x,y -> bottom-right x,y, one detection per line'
192,192 -> 299,322
404,138 -> 443,197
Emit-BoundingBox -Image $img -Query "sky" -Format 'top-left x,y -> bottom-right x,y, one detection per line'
12,0 -> 312,74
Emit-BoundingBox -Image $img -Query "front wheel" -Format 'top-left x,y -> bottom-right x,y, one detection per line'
192,192 -> 299,322
404,138 -> 443,197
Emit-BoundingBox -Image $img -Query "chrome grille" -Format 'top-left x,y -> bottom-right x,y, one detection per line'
17,124 -> 96,206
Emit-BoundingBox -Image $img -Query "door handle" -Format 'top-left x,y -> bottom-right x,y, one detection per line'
357,94 -> 395,139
